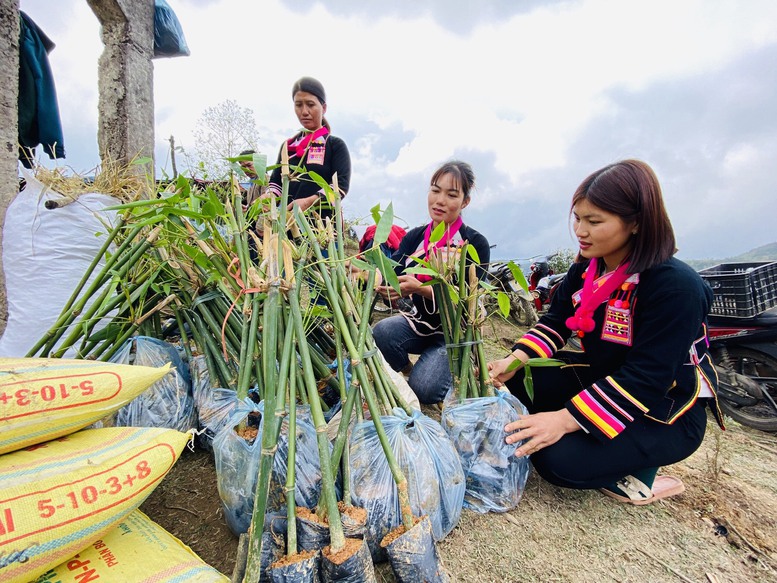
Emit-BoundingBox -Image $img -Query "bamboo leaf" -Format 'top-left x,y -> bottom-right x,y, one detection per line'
508,261 -> 530,292
429,220 -> 446,244
524,367 -> 535,401
350,257 -> 373,271
370,203 -> 382,225
497,291 -> 511,318
526,358 -> 565,367
466,244 -> 481,264
373,203 -> 394,247
404,267 -> 438,279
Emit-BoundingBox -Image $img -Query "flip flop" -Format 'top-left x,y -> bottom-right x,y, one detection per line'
600,475 -> 685,506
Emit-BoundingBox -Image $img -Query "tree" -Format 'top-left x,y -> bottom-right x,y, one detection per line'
191,99 -> 261,178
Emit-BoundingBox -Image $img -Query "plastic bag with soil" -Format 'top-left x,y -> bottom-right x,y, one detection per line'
321,537 -> 376,583
190,354 -> 239,452
441,389 -> 531,513
266,405 -> 337,513
213,401 -> 333,535
110,336 -> 197,432
349,408 -> 465,561
381,515 -> 450,583
213,397 -> 263,535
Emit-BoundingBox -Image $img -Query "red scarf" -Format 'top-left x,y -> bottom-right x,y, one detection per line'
565,258 -> 630,336
415,217 -> 464,283
287,127 -> 329,158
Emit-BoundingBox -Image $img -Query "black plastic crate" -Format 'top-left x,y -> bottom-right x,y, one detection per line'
699,261 -> 777,318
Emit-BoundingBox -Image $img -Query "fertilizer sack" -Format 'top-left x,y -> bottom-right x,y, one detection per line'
30,509 -> 227,582
0,356 -> 170,454
0,426 -> 191,583
349,408 -> 465,559
111,336 -> 197,432
441,389 -> 531,513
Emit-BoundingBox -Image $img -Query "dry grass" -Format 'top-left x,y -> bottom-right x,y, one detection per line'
32,154 -> 152,202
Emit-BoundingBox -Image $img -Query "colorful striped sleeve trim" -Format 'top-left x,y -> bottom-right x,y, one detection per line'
534,323 -> 565,348
603,376 -> 649,413
515,324 -> 564,358
591,383 -> 634,422
571,391 -> 625,439
516,335 -> 553,358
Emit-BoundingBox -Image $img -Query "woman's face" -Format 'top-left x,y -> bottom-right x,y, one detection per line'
427,172 -> 469,227
293,91 -> 326,131
572,198 -> 636,271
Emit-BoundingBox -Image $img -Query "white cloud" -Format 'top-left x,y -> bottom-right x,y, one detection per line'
16,0 -> 777,259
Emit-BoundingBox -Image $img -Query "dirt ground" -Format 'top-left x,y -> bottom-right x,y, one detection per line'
141,315 -> 777,582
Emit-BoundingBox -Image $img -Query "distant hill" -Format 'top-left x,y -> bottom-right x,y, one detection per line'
683,242 -> 777,271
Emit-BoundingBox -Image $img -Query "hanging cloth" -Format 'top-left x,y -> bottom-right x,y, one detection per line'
566,258 -> 631,336
18,11 -> 65,168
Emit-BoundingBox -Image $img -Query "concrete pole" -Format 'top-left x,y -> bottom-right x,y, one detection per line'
86,0 -> 155,183
0,0 -> 20,334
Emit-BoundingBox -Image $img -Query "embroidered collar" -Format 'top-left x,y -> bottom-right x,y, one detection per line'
566,258 -> 631,336
287,126 -> 329,158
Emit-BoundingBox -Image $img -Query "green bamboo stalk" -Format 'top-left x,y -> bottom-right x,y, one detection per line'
284,365 -> 299,555
26,221 -> 143,357
40,224 -> 161,357
295,208 -> 415,530
287,286 -> 345,549
242,282 -> 284,582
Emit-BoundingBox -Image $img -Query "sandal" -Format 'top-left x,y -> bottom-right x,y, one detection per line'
600,475 -> 685,506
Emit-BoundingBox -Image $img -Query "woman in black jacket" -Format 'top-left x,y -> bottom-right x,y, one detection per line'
373,160 -> 490,404
266,76 -> 351,220
488,159 -> 722,505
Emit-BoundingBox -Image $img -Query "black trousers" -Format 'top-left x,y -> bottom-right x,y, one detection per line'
505,351 -> 708,490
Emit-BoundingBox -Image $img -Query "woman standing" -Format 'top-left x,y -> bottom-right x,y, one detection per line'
266,76 -> 351,218
373,160 -> 490,404
488,159 -> 722,504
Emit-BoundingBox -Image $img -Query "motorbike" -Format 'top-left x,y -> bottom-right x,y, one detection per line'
701,261 -> 777,432
486,261 -> 538,327
532,272 -> 566,312
707,308 -> 777,432
528,256 -> 553,311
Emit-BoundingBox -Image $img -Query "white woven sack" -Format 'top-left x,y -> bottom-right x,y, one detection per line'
0,167 -> 118,357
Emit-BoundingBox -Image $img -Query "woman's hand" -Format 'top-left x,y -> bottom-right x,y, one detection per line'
487,356 -> 518,387
375,274 -> 422,301
288,194 -> 320,212
504,409 -> 580,457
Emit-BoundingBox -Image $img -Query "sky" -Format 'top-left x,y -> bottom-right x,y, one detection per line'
18,0 -> 777,262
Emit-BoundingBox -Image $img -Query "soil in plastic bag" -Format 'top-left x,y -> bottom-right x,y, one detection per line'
349,408 -> 465,562
339,502 -> 367,539
213,402 -> 331,535
111,336 -> 197,432
270,550 -> 320,583
381,515 -> 450,583
441,389 -> 531,513
322,537 -> 376,583
296,507 -> 331,553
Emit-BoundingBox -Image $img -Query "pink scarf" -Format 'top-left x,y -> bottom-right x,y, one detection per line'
566,258 -> 630,336
287,127 -> 329,158
415,217 -> 464,283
